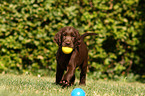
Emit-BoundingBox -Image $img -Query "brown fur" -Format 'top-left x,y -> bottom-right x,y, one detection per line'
54,26 -> 97,87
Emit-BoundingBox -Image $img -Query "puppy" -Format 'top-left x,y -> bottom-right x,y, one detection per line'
54,26 -> 97,87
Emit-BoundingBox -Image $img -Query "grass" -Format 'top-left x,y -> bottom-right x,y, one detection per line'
0,74 -> 144,96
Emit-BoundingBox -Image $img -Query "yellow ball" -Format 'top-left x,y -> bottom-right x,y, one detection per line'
62,47 -> 73,54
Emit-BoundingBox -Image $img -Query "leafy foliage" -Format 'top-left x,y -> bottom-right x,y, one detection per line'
0,0 -> 144,79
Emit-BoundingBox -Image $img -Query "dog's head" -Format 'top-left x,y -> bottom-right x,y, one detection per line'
54,26 -> 80,48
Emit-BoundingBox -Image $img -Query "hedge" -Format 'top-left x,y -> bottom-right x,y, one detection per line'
0,0 -> 144,79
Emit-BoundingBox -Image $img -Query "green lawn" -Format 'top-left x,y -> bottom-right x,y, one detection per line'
0,74 -> 144,96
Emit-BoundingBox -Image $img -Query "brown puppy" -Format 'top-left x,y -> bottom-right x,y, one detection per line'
54,26 -> 97,87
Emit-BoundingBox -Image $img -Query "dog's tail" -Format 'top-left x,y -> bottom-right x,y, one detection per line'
80,33 -> 97,40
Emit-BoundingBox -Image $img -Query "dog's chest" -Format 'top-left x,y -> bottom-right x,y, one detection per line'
57,53 -> 71,70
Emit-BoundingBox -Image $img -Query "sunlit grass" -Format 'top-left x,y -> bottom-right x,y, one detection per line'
0,74 -> 144,96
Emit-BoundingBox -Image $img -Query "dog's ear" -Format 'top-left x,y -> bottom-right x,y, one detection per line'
74,29 -> 81,48
54,30 -> 62,46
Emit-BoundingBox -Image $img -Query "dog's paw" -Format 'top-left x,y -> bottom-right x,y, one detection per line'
60,80 -> 70,87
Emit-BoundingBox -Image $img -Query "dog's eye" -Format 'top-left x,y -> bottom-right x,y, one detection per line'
71,34 -> 75,37
63,33 -> 67,36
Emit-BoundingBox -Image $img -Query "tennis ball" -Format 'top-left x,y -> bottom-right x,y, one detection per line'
62,47 -> 73,54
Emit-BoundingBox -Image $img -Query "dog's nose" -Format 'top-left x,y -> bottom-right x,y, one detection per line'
66,41 -> 71,45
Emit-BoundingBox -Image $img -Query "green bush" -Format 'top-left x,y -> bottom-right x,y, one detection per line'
0,0 -> 144,79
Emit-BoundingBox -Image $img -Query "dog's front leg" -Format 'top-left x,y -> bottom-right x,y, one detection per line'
56,64 -> 64,85
61,63 -> 76,87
